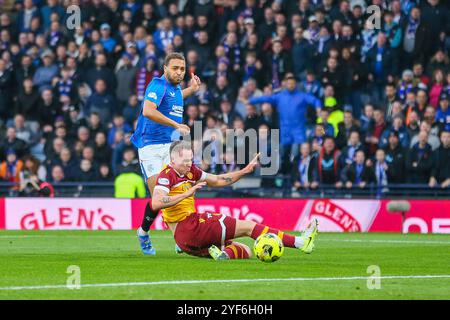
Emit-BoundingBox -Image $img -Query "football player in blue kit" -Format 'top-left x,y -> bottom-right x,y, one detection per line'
131,52 -> 201,255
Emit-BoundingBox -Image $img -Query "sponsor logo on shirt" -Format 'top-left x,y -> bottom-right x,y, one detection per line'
147,92 -> 157,99
170,105 -> 183,118
158,178 -> 170,185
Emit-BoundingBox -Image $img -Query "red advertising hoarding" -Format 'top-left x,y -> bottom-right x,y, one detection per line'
1,198 -> 449,233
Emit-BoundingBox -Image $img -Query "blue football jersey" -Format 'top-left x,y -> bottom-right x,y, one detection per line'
131,75 -> 183,148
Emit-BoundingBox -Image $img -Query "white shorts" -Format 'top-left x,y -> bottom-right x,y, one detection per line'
138,143 -> 171,181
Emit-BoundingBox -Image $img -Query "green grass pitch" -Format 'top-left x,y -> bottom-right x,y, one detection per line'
1,230 -> 449,299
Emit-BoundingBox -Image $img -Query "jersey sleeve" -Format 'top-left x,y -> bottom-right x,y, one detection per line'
154,168 -> 175,194
190,164 -> 207,182
144,78 -> 166,107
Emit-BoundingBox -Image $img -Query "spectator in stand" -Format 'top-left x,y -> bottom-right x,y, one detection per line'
54,147 -> 77,182
410,121 -> 441,150
0,127 -> 29,160
87,112 -> 106,139
15,78 -> 40,123
99,163 -> 114,182
94,131 -> 112,167
436,93 -> 450,126
116,147 -> 140,175
383,130 -> 407,184
380,115 -> 410,149
38,88 -> 61,126
107,114 -> 132,147
13,114 -> 35,145
382,83 -> 398,120
423,106 -> 442,137
266,38 -> 292,90
400,6 -> 431,69
0,58 -> 14,121
123,94 -> 140,127
315,136 -> 342,188
260,102 -> 279,130
341,150 -> 375,189
243,104 -> 263,131
429,69 -> 445,108
340,130 -> 365,169
18,155 -> 48,196
406,130 -> 434,184
317,108 -> 334,137
0,150 -> 24,190
217,99 -> 239,128
318,97 -> 343,139
365,109 -> 387,156
373,149 -> 389,190
50,164 -> 65,184
366,33 -> 397,105
335,110 -> 359,149
85,79 -> 117,124
32,50 -> 59,91
75,159 -> 99,182
292,142 -> 318,190
359,104 -> 374,137
406,109 -> 421,138
115,53 -> 138,107
292,27 -> 313,80
429,128 -> 450,188
299,69 -> 323,99
426,49 -> 449,76
84,53 -> 116,95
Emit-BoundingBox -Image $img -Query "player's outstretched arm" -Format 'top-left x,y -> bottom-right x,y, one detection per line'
143,100 -> 190,135
151,182 -> 206,211
182,73 -> 201,99
204,153 -> 260,188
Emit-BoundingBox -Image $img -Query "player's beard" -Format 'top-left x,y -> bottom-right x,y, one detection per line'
167,73 -> 184,85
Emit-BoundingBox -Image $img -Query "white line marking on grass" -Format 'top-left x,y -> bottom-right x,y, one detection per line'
1,275 -> 450,291
2,235 -> 450,245
0,235 -> 173,239
320,238 -> 450,245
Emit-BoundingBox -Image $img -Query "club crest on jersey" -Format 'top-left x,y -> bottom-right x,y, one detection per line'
147,92 -> 157,99
186,172 -> 193,179
158,178 -> 170,185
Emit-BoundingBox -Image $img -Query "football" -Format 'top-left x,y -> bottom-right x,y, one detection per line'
253,233 -> 285,262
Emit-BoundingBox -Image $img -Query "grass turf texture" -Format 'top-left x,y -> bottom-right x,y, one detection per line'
0,230 -> 449,299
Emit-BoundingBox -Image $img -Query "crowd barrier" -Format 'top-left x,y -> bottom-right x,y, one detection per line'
1,198 -> 449,233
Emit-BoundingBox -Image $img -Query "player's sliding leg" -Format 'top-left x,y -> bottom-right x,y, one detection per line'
235,219 -> 319,253
209,242 -> 252,261
137,175 -> 159,255
208,218 -> 318,260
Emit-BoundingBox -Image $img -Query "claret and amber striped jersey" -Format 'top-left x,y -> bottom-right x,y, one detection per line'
154,164 -> 207,223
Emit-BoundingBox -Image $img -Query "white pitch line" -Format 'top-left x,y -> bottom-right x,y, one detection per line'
320,238 -> 450,245
1,235 -> 450,245
0,235 -> 173,239
1,275 -> 450,291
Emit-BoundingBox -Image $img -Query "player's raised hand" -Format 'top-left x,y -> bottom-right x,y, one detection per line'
189,73 -> 201,92
243,153 -> 261,174
186,181 -> 207,196
176,123 -> 191,136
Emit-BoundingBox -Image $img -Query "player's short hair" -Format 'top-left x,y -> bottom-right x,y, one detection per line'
164,52 -> 185,66
170,140 -> 192,158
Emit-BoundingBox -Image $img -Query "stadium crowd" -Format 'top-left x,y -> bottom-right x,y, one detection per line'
0,0 -> 449,196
